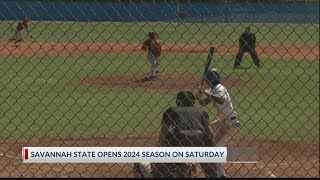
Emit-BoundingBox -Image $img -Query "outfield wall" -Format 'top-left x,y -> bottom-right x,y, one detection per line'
0,0 -> 319,23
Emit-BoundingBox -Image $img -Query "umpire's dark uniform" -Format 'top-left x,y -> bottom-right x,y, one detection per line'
162,106 -> 212,147
153,106 -> 216,178
151,91 -> 218,178
234,27 -> 261,68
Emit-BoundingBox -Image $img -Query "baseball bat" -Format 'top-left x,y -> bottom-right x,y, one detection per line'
200,46 -> 215,87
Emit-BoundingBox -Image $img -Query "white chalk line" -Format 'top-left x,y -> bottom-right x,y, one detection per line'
0,152 -> 21,159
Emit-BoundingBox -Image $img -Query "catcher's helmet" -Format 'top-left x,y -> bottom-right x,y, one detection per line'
205,68 -> 220,87
148,31 -> 156,40
176,90 -> 195,107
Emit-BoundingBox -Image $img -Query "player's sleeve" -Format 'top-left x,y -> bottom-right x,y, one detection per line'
161,107 -> 175,126
155,39 -> 161,48
141,39 -> 149,50
155,39 -> 162,54
159,108 -> 174,147
253,34 -> 257,47
220,88 -> 228,101
208,86 -> 227,105
201,111 -> 210,128
210,86 -> 226,100
253,34 -> 256,41
239,33 -> 245,46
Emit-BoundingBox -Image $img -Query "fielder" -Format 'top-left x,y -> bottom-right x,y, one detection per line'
196,68 -> 241,178
141,31 -> 162,80
177,10 -> 187,24
10,16 -> 32,45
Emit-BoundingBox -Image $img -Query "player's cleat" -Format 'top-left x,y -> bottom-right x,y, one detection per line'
256,64 -> 262,69
150,75 -> 157,80
220,174 -> 227,178
144,75 -> 157,81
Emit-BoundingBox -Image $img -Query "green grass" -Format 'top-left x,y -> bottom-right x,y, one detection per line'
0,21 -> 318,46
218,57 -> 319,142
0,52 -> 318,142
0,20 -> 318,142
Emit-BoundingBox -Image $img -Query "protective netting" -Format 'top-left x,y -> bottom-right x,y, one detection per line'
0,0 -> 319,178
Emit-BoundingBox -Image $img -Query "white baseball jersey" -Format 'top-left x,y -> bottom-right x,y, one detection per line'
206,84 -> 238,177
206,84 -> 237,121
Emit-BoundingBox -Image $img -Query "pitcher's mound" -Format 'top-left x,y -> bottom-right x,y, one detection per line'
80,72 -> 252,92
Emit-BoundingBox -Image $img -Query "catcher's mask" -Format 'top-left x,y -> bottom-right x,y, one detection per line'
148,31 -> 156,40
205,68 -> 220,87
176,90 -> 195,107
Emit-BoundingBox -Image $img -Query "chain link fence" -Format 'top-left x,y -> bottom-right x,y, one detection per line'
0,0 -> 319,178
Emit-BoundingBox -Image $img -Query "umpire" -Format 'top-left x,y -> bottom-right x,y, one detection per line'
154,90 -> 218,178
234,27 -> 261,68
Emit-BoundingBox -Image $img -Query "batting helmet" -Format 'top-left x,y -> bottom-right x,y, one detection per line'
205,68 -> 220,87
148,31 -> 156,40
176,90 -> 195,107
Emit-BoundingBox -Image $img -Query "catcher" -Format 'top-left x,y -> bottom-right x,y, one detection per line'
10,16 -> 33,46
141,31 -> 162,80
196,68 -> 241,178
134,91 -> 219,178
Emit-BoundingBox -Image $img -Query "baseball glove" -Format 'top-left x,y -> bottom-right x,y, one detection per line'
149,39 -> 161,51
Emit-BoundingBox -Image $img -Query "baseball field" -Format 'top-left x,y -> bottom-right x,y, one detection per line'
0,21 -> 319,177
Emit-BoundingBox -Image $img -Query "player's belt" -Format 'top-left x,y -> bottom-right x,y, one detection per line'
178,130 -> 203,136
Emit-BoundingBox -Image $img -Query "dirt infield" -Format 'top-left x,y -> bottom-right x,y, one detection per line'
0,41 -> 318,61
79,72 -> 252,93
0,135 -> 318,178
